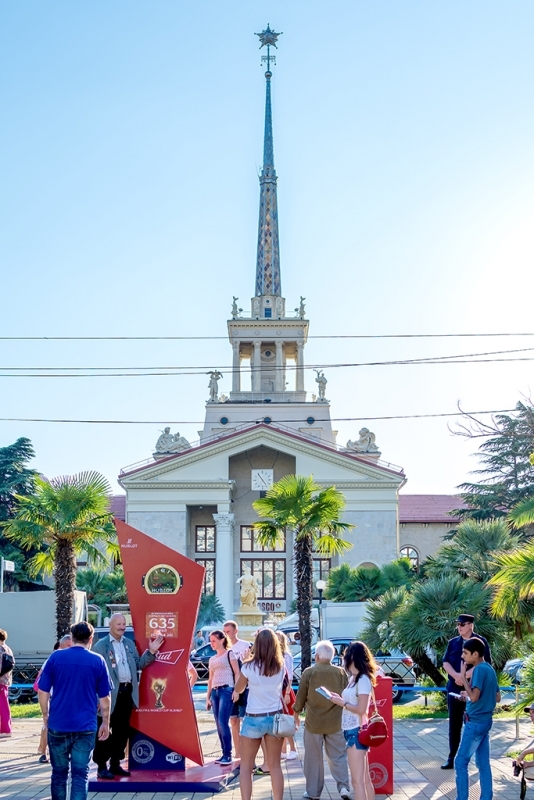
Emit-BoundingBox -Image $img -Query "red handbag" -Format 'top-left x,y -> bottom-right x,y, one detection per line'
357,684 -> 388,748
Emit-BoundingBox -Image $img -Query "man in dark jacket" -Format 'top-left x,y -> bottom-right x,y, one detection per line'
92,613 -> 164,779
441,613 -> 492,769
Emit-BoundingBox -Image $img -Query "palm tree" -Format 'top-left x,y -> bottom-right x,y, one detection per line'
489,541 -> 534,636
508,495 -> 534,529
253,474 -> 352,670
3,472 -> 117,638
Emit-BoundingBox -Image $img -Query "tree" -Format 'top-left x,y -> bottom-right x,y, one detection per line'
453,402 -> 534,521
4,472 -> 118,638
0,437 -> 38,590
253,475 -> 352,671
76,566 -> 128,609
326,558 -> 414,602
196,594 -> 226,629
489,541 -> 534,637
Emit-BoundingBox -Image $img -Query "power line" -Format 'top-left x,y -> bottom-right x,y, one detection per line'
0,332 -> 533,341
0,408 -> 518,424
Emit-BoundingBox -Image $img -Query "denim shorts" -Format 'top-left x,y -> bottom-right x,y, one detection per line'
344,726 -> 369,751
230,702 -> 246,719
240,714 -> 278,739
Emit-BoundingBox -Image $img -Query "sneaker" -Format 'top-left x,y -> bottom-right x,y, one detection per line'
340,787 -> 351,800
218,756 -> 233,765
38,754 -> 48,764
303,793 -> 319,800
286,751 -> 298,760
281,752 -> 287,759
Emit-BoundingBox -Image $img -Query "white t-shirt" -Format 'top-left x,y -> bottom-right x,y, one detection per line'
241,663 -> 284,714
283,651 -> 293,682
230,638 -> 251,661
341,674 -> 372,730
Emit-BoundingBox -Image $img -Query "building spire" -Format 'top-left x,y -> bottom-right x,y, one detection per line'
254,25 -> 282,297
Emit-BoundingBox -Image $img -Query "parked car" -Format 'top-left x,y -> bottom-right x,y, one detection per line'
503,657 -> 524,684
292,639 -> 416,701
190,642 -> 217,682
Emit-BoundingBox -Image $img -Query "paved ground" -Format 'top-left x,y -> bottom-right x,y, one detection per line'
0,712 -> 530,800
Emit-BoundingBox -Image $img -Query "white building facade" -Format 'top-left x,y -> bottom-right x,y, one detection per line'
118,28 -> 406,619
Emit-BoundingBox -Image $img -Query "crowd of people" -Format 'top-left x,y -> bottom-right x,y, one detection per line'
2,610 -> 507,800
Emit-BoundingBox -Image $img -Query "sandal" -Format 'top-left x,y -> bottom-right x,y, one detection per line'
253,766 -> 270,775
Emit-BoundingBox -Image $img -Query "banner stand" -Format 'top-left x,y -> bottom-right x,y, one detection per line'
88,521 -> 240,794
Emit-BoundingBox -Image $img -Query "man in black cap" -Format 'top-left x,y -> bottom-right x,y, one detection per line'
441,613 -> 492,769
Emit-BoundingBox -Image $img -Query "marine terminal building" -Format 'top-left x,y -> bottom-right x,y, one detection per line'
117,30 -> 456,620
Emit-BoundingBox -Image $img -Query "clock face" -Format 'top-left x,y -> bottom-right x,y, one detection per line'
251,469 -> 274,491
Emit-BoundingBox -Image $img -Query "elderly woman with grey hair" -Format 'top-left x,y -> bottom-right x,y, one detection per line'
293,640 -> 351,800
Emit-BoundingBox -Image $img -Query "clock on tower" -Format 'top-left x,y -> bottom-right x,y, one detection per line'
251,469 -> 274,491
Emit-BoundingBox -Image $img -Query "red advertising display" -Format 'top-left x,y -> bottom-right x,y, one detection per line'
116,520 -> 205,766
368,676 -> 394,795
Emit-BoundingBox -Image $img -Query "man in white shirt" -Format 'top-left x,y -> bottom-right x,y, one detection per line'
223,620 -> 250,759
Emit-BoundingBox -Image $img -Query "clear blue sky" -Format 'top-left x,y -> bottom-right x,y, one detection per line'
1,1 -> 533,494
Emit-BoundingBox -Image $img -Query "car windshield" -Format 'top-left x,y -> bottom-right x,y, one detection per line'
194,643 -> 216,658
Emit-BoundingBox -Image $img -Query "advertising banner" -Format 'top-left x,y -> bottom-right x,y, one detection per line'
368,676 -> 394,795
116,520 -> 205,766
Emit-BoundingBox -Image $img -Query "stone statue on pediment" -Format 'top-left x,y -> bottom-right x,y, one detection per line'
237,564 -> 260,610
314,369 -> 327,401
347,428 -> 380,454
231,297 -> 242,319
207,370 -> 223,402
154,427 -> 191,457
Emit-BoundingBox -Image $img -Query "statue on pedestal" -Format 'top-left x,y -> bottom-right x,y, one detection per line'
295,296 -> 306,318
346,428 -> 380,455
231,297 -> 242,319
237,564 -> 260,610
206,370 -> 223,402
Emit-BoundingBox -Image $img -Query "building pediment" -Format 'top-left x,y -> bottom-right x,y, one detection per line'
119,424 -> 404,490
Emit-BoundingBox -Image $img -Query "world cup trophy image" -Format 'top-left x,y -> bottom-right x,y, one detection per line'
152,677 -> 167,709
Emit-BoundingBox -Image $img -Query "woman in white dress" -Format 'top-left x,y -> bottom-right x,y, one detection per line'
329,641 -> 378,800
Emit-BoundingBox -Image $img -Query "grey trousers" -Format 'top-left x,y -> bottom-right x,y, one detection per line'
303,727 -> 350,798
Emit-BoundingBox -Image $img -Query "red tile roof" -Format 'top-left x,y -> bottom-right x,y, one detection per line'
399,494 -> 466,523
110,494 -> 126,521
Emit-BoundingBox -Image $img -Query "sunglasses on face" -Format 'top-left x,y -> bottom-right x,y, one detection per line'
457,622 -> 470,627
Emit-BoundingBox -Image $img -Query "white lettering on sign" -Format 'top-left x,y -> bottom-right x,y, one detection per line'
155,649 -> 184,666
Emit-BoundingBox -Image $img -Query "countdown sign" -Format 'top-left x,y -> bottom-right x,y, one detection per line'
115,520 -> 205,766
145,612 -> 178,638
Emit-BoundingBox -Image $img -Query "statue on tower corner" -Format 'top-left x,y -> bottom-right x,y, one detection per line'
314,369 -> 327,402
231,297 -> 242,319
207,370 -> 223,402
346,428 -> 381,456
296,296 -> 306,319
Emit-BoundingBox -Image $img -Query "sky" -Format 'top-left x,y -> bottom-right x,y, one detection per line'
1,1 -> 533,495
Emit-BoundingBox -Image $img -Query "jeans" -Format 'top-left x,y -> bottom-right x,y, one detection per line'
48,729 -> 95,800
211,686 -> 233,758
454,718 -> 493,800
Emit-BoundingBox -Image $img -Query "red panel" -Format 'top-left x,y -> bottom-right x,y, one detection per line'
116,520 -> 205,765
368,676 -> 394,795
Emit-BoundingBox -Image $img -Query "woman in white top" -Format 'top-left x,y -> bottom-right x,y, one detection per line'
329,641 -> 378,800
207,630 -> 240,765
234,628 -> 286,800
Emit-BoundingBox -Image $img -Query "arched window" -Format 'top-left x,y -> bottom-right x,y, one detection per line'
399,546 -> 419,569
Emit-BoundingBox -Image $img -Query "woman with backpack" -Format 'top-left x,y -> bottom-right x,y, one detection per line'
329,641 -> 378,800
0,628 -> 14,736
234,627 -> 287,800
206,630 -> 240,765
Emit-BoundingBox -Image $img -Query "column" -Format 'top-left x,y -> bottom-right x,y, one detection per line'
296,340 -> 305,392
213,511 -> 235,618
274,340 -> 284,392
252,340 -> 262,393
232,341 -> 241,393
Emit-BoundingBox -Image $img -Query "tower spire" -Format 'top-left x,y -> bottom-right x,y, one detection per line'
254,25 -> 282,297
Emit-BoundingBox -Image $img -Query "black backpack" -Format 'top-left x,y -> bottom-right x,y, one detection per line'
0,648 -> 14,676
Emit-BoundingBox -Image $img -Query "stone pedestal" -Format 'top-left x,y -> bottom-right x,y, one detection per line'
234,606 -> 266,629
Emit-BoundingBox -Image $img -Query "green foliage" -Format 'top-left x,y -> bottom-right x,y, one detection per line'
253,474 -> 352,671
0,437 -> 39,589
489,541 -> 534,635
326,558 -> 414,603
196,594 -> 226,628
76,566 -> 128,608
4,471 -> 118,637
514,653 -> 534,712
454,402 -> 534,522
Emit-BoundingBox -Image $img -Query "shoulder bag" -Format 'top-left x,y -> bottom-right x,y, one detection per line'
0,646 -> 14,677
356,680 -> 388,748
273,668 -> 296,737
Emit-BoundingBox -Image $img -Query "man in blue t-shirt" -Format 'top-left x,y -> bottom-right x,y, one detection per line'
454,637 -> 500,800
38,621 -> 113,800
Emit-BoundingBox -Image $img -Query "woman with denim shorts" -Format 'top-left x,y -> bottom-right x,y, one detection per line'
329,642 -> 378,800
206,630 -> 240,765
234,628 -> 286,800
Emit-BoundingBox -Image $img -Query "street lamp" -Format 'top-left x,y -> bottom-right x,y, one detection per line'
316,579 -> 326,640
